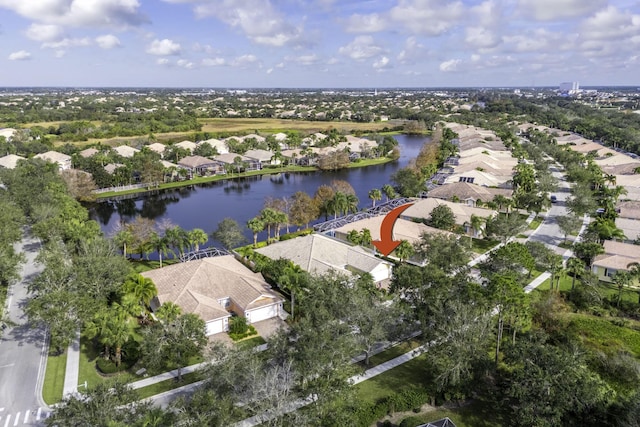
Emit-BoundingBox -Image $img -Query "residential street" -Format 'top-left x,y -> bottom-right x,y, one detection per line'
0,234 -> 50,426
526,165 -> 574,252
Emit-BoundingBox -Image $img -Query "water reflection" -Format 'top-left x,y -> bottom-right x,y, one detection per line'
89,134 -> 430,243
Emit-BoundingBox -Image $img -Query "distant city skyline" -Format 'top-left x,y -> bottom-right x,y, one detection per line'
1,0 -> 639,88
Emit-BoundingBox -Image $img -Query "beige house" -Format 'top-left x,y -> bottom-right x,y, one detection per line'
199,138 -> 229,155
147,143 -> 167,157
332,216 -> 451,247
616,218 -> 640,243
141,255 -> 284,335
402,197 -> 497,236
178,155 -> 224,176
592,241 -> 640,283
0,154 -> 26,169
34,151 -> 72,170
445,169 -> 512,188
113,145 -> 140,158
256,233 -> 393,287
78,148 -> 98,158
427,182 -> 512,207
175,140 -> 197,153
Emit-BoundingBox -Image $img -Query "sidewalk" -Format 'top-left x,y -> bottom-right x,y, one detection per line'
62,331 -> 80,398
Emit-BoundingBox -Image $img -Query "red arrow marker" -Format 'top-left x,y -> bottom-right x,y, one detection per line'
372,203 -> 414,256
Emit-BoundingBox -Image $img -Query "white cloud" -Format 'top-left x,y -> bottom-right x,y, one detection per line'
580,6 -> 640,42
147,39 -> 181,56
517,0 -> 607,21
202,57 -> 226,66
338,35 -> 385,60
230,54 -> 259,67
177,59 -> 194,69
167,0 -> 302,47
344,13 -> 387,33
465,26 -> 501,49
388,0 -> 465,36
42,38 -> 91,49
25,23 -> 64,42
439,59 -> 461,72
373,56 -> 391,70
156,58 -> 169,65
95,34 -> 121,49
286,54 -> 320,66
397,37 -> 428,64
8,50 -> 31,60
0,0 -> 147,28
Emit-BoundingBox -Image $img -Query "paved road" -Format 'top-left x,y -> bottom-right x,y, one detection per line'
527,165 -> 573,252
0,234 -> 50,426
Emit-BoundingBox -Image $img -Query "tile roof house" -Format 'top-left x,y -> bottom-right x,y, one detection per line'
141,255 -> 284,335
113,145 -> 140,158
79,148 -> 99,158
215,153 -> 261,171
427,182 -> 512,207
617,201 -> 640,220
199,138 -> 229,155
34,151 -> 72,170
616,218 -> 640,244
592,241 -> 640,284
147,143 -> 167,157
445,169 -> 512,188
244,149 -> 276,166
175,140 -> 197,153
178,155 -> 224,176
0,154 -> 26,169
402,197 -> 497,235
332,216 -> 451,247
256,233 -> 393,287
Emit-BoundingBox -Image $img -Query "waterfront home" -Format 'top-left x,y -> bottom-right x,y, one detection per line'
178,155 -> 225,176
34,151 -> 72,171
256,233 -> 393,288
244,149 -> 278,166
331,216 -> 451,247
142,255 -> 284,336
427,182 -> 512,207
215,153 -> 261,171
402,197 -> 497,236
445,169 -> 512,188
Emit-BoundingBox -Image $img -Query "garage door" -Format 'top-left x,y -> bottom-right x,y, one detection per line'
248,304 -> 279,323
205,318 -> 226,335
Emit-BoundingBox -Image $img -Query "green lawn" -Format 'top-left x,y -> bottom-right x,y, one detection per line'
356,354 -> 433,403
236,335 -> 267,350
470,238 -> 500,255
78,337 -> 136,390
567,313 -> 640,357
358,339 -> 422,368
536,275 -> 639,304
528,216 -> 544,229
135,371 -> 203,400
42,350 -> 68,405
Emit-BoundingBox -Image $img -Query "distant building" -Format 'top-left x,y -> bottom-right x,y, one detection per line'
559,82 -> 580,95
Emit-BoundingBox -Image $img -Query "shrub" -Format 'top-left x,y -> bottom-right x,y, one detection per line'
96,358 -> 131,374
229,316 -> 249,335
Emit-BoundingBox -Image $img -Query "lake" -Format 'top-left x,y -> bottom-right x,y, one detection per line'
90,134 -> 430,247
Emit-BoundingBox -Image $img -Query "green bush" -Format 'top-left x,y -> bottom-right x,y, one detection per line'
229,316 -> 249,335
353,390 -> 430,427
96,358 -> 131,374
229,324 -> 257,341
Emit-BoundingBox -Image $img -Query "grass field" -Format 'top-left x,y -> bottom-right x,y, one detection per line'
536,275 -> 639,304
42,351 -> 68,405
33,117 -> 398,148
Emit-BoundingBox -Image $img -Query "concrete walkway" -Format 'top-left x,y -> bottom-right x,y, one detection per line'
62,331 -> 80,398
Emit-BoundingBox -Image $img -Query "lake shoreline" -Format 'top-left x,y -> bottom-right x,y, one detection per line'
95,157 -> 397,200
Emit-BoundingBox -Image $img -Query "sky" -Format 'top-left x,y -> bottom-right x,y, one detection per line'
1,0 -> 639,88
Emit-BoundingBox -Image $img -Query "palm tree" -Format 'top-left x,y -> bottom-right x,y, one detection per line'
247,217 -> 264,247
278,265 -> 307,320
187,228 -> 208,252
368,188 -> 382,208
259,208 -> 279,241
329,192 -> 348,219
566,257 -> 586,292
113,229 -> 134,259
104,315 -> 134,366
273,210 -> 288,239
149,232 -> 171,268
165,226 -> 189,258
613,271 -> 633,307
382,184 -> 396,202
360,228 -> 372,246
345,193 -> 359,215
627,262 -> 640,303
123,274 -> 158,310
156,302 -> 182,323
394,240 -> 415,262
470,214 -> 485,238
492,195 -> 511,214
346,229 -> 361,245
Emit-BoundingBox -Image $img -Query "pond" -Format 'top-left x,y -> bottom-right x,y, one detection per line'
89,134 -> 431,247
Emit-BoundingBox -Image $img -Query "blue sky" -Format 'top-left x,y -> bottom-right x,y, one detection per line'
1,0 -> 639,87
